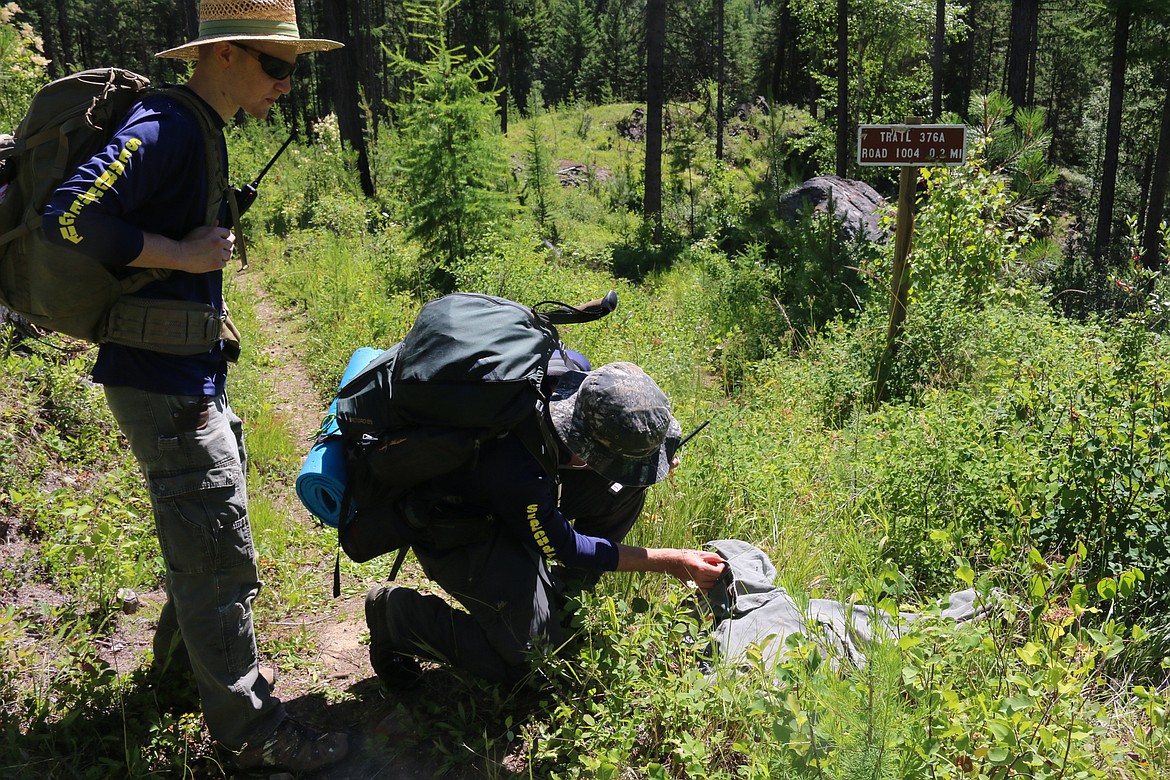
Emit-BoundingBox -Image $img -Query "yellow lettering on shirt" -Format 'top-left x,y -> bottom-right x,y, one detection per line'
57,136 -> 141,245
526,503 -> 557,563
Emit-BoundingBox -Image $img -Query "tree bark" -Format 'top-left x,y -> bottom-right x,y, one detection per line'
1006,0 -> 1039,110
497,0 -> 509,135
1143,65 -> 1170,268
770,1 -> 789,104
36,4 -> 61,78
716,0 -> 724,161
321,0 -> 375,197
645,0 -> 666,243
835,0 -> 849,177
179,0 -> 198,41
1094,2 -> 1131,265
53,0 -> 72,75
932,0 -> 945,120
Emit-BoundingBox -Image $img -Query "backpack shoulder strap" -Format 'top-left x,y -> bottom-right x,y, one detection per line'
160,87 -> 248,269
155,86 -> 227,229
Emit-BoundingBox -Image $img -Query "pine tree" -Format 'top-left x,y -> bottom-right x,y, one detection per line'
391,0 -> 510,286
540,0 -> 601,105
524,89 -> 557,240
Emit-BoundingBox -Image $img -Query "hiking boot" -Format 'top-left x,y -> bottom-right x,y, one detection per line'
220,716 -> 348,776
366,586 -> 424,690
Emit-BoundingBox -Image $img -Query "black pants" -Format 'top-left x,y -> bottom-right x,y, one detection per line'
365,467 -> 648,684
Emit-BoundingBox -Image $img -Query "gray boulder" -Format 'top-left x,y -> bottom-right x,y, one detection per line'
778,175 -> 887,242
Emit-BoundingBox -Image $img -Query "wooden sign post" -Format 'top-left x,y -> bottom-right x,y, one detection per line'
863,119 -> 967,405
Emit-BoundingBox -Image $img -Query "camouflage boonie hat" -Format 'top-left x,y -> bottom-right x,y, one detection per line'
549,362 -> 682,487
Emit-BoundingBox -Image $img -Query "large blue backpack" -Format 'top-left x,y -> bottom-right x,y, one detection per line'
331,292 -> 615,568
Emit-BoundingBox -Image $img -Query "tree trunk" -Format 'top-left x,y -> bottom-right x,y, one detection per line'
645,0 -> 666,243
179,0 -> 199,40
1094,3 -> 1131,266
952,0 -> 977,116
1143,65 -> 1170,268
770,0 -> 789,104
36,5 -> 61,78
1026,2 -> 1039,106
497,0 -> 509,135
835,0 -> 849,177
932,0 -> 945,120
1006,0 -> 1039,110
321,0 -> 375,197
772,0 -> 790,104
716,0 -> 724,161
53,0 -> 72,74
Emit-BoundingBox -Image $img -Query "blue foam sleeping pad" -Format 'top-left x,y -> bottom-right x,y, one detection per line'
295,347 -> 382,528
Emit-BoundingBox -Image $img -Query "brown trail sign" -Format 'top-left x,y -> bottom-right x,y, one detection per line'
857,124 -> 967,167
865,120 -> 968,406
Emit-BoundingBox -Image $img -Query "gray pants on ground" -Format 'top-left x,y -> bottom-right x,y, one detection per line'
105,386 -> 283,750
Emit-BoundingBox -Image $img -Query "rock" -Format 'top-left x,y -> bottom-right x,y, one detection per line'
777,175 -> 888,242
117,588 -> 140,614
616,109 -> 645,142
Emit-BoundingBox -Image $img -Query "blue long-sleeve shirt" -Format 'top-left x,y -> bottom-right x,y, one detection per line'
42,87 -> 230,396
422,432 -> 647,571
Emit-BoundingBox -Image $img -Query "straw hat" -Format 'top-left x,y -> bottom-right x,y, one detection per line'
156,0 -> 343,60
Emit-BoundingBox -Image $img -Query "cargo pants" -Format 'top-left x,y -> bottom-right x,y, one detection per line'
104,386 -> 283,750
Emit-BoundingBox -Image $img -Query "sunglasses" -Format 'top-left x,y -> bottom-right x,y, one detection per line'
230,41 -> 297,81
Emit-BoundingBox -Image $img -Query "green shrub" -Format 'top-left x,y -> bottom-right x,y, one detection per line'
228,113 -> 367,239
998,332 -> 1170,633
688,208 -> 874,393
0,4 -> 48,132
891,552 -> 1166,780
389,0 -> 511,284
530,559 -> 1170,780
532,591 -> 785,780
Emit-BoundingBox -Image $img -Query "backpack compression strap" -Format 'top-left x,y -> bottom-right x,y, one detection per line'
102,87 -> 243,360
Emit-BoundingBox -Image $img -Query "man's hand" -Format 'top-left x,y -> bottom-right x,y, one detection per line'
662,549 -> 726,591
616,545 -> 727,591
130,226 -> 235,273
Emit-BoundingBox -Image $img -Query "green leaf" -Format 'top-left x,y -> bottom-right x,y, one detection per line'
1118,570 -> 1142,598
1097,578 -> 1117,600
1029,575 -> 1047,599
1016,641 -> 1043,666
987,746 -> 1011,764
1004,694 -> 1033,713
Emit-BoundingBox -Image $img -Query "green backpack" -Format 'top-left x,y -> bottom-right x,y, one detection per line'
0,67 -> 240,355
326,292 -> 617,585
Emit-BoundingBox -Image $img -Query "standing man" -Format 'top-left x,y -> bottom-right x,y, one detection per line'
365,360 -> 726,687
42,1 -> 346,774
